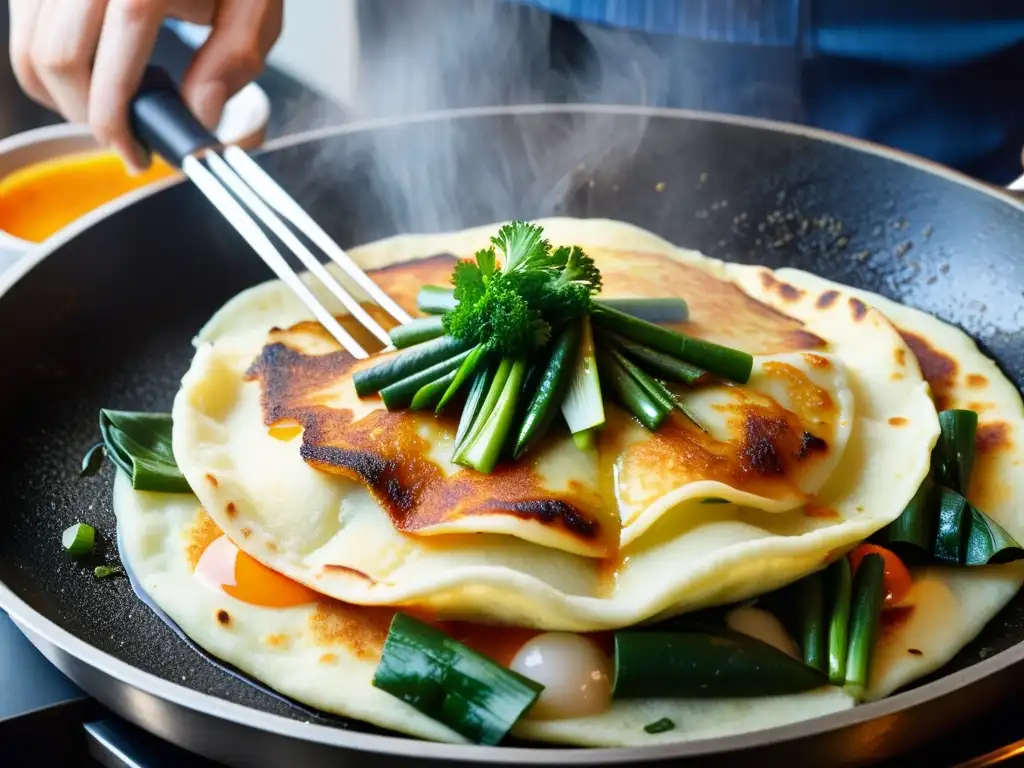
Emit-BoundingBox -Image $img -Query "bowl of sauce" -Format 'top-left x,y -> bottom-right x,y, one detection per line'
0,82 -> 270,270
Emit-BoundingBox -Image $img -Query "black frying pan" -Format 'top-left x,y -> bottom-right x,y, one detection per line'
0,106 -> 1022,768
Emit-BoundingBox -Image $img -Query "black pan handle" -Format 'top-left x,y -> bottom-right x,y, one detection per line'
129,66 -> 220,168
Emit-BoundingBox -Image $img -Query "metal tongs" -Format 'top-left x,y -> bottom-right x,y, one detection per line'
129,66 -> 411,358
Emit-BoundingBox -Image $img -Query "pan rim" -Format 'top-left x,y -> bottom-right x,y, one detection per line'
0,103 -> 1022,762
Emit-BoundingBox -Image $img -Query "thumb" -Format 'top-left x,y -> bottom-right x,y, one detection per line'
180,0 -> 283,129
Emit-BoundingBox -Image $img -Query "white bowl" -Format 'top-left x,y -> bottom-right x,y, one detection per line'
0,81 -> 271,270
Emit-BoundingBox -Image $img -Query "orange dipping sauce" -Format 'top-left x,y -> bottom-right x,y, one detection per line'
0,150 -> 178,242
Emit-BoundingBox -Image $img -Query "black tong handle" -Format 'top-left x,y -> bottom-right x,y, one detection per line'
129,66 -> 220,167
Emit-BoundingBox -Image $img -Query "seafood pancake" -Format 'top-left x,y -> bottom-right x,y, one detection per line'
171,218 -> 937,630
113,471 -> 857,746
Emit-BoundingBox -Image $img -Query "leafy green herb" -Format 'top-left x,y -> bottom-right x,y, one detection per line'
94,565 -> 123,579
62,523 -> 95,556
442,222 -> 600,357
643,717 -> 676,734
99,410 -> 191,493
80,442 -> 106,477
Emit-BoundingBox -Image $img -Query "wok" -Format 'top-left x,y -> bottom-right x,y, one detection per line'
0,105 -> 1022,767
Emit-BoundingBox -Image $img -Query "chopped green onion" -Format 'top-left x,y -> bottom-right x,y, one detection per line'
599,331 -> 706,385
844,553 -> 885,700
389,316 -> 445,349
561,316 -> 605,436
410,369 -> 459,411
643,717 -> 676,734
353,335 -> 473,397
701,497 -> 730,504
454,358 -> 513,463
594,297 -> 688,324
436,343 -> 488,412
416,285 -> 458,315
372,612 -> 542,745
826,557 -> 852,686
457,358 -> 528,473
933,409 -> 978,496
572,429 -> 597,450
592,303 -> 752,384
597,348 -> 668,431
99,411 -> 190,493
94,565 -> 122,579
80,442 -> 106,477
514,323 -> 581,458
379,348 -> 475,410
417,286 -> 689,324
796,571 -> 827,674
613,628 -> 827,698
933,486 -> 972,565
62,523 -> 95,557
454,366 -> 494,454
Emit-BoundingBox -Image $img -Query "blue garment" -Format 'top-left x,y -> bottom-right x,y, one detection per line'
513,1 -> 1024,183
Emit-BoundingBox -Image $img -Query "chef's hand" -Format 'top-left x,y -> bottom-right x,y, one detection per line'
8,0 -> 283,170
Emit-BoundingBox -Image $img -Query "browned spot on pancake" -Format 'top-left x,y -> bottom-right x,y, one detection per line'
816,290 -> 839,309
967,374 -> 988,388
264,633 -> 290,649
596,249 -> 821,354
891,372 -> 905,382
786,329 -> 828,351
319,653 -> 338,665
977,422 -> 1011,454
894,348 -> 906,366
849,297 -> 868,321
760,271 -> 804,301
186,508 -> 221,570
889,417 -> 908,427
900,331 -> 957,411
205,473 -> 218,488
323,564 -> 375,583
620,362 -> 835,504
308,602 -> 394,660
226,502 -> 237,518
240,527 -> 252,539
803,353 -> 831,369
266,542 -> 278,553
247,341 -> 606,550
880,605 -> 914,638
216,609 -> 231,627
804,502 -> 839,518
968,402 -> 993,414
908,648 -> 923,656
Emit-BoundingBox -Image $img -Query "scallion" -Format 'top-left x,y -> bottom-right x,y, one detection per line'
933,409 -> 979,496
561,316 -> 606,438
454,366 -> 494,454
379,348 -> 475,410
514,323 -> 581,458
613,628 -> 826,698
353,335 -> 473,397
372,612 -> 542,745
826,557 -> 852,686
844,553 -> 885,700
796,571 -> 827,674
436,343 -> 488,412
599,331 -> 706,385
416,285 -> 459,315
62,523 -> 95,557
389,316 -> 445,349
597,348 -> 668,431
457,358 -> 528,473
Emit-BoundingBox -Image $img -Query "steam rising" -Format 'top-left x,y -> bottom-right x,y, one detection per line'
329,0 -> 670,235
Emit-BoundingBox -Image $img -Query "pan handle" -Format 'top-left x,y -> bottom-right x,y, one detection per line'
129,66 -> 221,168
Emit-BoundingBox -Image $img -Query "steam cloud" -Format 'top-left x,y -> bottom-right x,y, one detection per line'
324,0 -> 670,235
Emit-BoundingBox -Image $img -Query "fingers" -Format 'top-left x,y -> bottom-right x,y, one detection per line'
8,0 -> 51,110
31,0 -> 108,123
87,0 -> 169,170
181,0 -> 283,129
